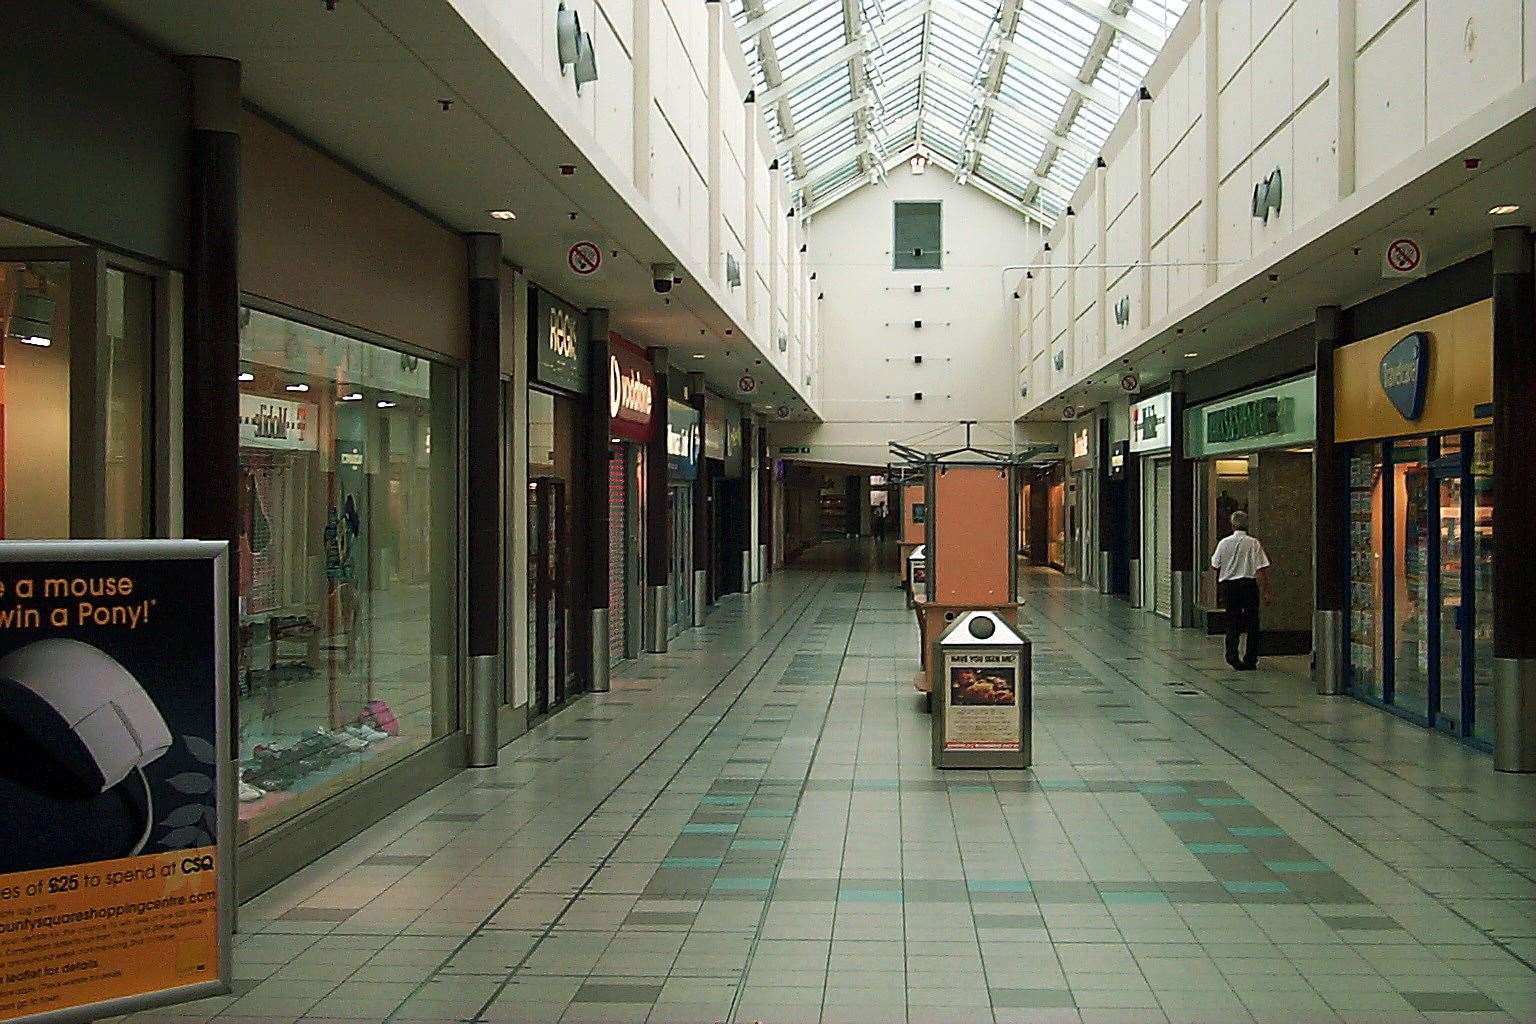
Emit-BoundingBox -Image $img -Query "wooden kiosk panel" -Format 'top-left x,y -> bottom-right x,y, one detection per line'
929,465 -> 1012,605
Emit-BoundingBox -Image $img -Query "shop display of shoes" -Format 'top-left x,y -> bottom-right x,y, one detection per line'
239,780 -> 266,802
239,710 -> 400,799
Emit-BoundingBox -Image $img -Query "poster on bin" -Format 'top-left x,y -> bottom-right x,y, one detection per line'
0,541 -> 232,1024
943,649 -> 1022,752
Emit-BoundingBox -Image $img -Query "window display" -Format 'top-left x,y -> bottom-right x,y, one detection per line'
235,308 -> 458,840
1347,447 -> 1383,699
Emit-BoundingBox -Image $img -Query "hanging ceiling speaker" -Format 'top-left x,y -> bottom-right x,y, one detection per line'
574,32 -> 598,90
556,4 -> 581,74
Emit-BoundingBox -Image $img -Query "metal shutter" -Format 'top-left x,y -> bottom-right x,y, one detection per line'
608,447 -> 628,665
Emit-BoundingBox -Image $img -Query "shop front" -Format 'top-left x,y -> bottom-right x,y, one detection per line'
1068,422 -> 1095,584
711,397 -> 748,597
527,287 -> 591,721
1128,395 -> 1172,616
1185,376 -> 1316,652
666,398 -> 701,639
607,333 -> 656,666
1335,302 -> 1494,747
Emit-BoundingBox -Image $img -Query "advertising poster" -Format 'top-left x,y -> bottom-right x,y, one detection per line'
0,542 -> 231,1024
943,649 -> 1021,752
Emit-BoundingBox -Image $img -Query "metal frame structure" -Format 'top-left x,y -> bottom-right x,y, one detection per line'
729,0 -> 1190,223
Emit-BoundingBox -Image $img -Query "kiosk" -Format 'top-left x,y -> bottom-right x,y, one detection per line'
894,467 -> 926,597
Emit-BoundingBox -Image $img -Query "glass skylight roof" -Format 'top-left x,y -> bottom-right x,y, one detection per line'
729,0 -> 1190,223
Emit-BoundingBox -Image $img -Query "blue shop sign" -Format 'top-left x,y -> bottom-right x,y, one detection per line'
667,400 -> 700,480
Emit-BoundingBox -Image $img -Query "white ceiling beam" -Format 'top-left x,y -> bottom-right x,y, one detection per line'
798,112 -> 918,184
980,95 -> 1100,163
974,143 -> 1076,201
999,38 -> 1125,110
1058,0 -> 1162,50
737,0 -> 826,44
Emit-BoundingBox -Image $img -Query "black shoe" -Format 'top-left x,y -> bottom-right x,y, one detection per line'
1226,660 -> 1242,671
1236,663 -> 1257,671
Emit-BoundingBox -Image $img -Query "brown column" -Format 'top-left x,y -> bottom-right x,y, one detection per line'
644,348 -> 670,652
1493,226 -> 1535,771
465,234 -> 502,764
586,312 -> 612,691
1169,370 -> 1195,627
1313,306 -> 1346,695
689,373 -> 709,625
182,57 -> 241,736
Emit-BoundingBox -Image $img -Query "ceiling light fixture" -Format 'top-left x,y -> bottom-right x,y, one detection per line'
238,371 -> 254,382
1184,352 -> 1199,358
488,209 -> 517,220
377,400 -> 397,409
1489,204 -> 1520,215
285,383 -> 310,392
692,353 -> 706,359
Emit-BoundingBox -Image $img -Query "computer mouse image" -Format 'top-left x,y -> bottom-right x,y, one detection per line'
0,638 -> 172,796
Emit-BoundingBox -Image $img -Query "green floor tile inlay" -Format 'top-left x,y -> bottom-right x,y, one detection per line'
1187,841 -> 1250,854
1161,810 -> 1216,822
1100,889 -> 1169,905
1263,859 -> 1331,873
682,823 -> 739,834
967,879 -> 1033,893
1223,879 -> 1291,894
699,795 -> 750,806
839,887 -> 903,902
661,857 -> 724,869
731,838 -> 784,851
1197,796 -> 1252,807
1138,783 -> 1189,795
1228,825 -> 1287,838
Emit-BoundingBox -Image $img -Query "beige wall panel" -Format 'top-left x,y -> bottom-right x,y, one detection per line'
1356,0 -> 1416,49
1425,0 -> 1523,139
1218,161 -> 1254,263
1289,88 -> 1335,229
1354,6 -> 1427,187
1250,9 -> 1294,146
1218,64 -> 1253,177
1218,0 -> 1252,88
240,113 -> 468,361
1293,0 -> 1335,99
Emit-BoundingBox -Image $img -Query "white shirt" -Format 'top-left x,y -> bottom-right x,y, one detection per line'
1210,530 -> 1270,582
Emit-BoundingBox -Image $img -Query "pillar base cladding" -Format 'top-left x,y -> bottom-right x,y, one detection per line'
1098,552 -> 1113,595
693,570 -> 709,628
742,551 -> 753,595
590,608 -> 611,693
1494,657 -> 1536,773
1313,610 -> 1344,696
467,653 -> 499,767
1128,559 -> 1142,608
1170,570 -> 1195,629
646,585 -> 669,654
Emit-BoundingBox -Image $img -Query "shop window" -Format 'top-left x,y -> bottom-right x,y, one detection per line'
894,201 -> 942,270
235,307 -> 458,841
0,261 -> 151,539
1346,445 -> 1384,701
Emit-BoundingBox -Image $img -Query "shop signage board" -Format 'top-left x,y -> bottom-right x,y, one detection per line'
607,335 -> 656,443
1128,393 -> 1171,454
0,540 -> 233,1024
1379,332 -> 1430,421
238,395 -> 317,451
702,394 -> 726,462
934,611 -> 1030,770
1070,424 -> 1092,471
1185,375 -> 1316,459
530,290 -> 590,395
722,403 -> 744,479
666,400 -> 700,481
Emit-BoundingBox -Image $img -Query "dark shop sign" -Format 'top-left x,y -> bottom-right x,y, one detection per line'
530,289 -> 590,395
1206,396 -> 1281,445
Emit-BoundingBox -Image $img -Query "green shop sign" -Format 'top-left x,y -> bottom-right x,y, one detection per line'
1185,375 -> 1315,458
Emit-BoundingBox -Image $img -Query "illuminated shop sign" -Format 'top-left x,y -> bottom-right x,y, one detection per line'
1206,396 -> 1281,444
1129,393 -> 1171,454
239,394 -> 317,451
1185,375 -> 1315,459
667,400 -> 700,481
607,335 -> 656,443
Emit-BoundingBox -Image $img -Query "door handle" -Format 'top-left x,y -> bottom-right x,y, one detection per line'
1453,605 -> 1466,631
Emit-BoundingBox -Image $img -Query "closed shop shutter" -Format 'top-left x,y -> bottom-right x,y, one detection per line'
608,447 -> 628,665
1154,458 -> 1173,618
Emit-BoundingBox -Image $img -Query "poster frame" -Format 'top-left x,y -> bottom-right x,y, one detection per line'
0,539 -> 233,1024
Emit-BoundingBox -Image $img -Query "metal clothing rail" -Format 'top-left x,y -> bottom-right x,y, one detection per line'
889,420 -> 1058,467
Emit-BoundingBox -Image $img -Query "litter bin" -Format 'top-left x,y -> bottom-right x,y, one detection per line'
932,610 -> 1031,769
907,544 -> 927,607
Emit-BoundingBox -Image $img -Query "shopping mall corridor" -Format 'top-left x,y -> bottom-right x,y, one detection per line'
156,542 -> 1535,1024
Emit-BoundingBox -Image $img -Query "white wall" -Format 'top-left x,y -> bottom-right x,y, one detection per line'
784,172 -> 1045,466
1016,0 -> 1536,416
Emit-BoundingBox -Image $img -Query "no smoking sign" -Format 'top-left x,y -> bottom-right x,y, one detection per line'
1383,237 -> 1424,278
568,241 -> 602,276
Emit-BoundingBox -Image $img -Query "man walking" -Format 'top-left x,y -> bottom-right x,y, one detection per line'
1210,510 -> 1271,671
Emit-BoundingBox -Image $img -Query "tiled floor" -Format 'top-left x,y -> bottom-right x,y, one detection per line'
138,542 -> 1536,1024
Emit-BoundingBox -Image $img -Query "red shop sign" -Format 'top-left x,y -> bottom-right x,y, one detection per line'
608,333 -> 657,443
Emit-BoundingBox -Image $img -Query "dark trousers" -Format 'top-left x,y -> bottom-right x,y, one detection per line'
1221,577 -> 1261,668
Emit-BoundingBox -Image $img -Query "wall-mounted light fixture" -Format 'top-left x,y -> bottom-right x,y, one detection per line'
1251,167 -> 1283,223
573,30 -> 598,90
1113,296 -> 1131,327
556,3 -> 581,73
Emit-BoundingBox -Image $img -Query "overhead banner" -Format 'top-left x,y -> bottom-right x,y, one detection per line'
0,541 -> 232,1024
529,289 -> 590,395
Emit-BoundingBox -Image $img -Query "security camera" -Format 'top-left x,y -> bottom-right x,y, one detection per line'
652,262 -> 677,294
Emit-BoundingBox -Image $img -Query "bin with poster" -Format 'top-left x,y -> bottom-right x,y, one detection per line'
934,610 -> 1031,769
